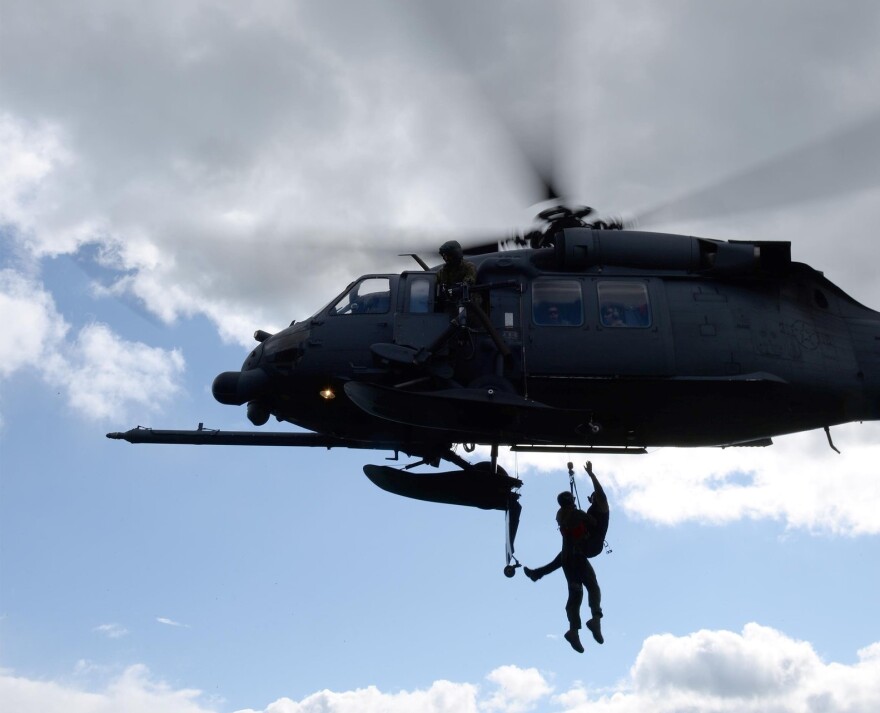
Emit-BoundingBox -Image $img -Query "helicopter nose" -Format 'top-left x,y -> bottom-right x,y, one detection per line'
212,369 -> 270,406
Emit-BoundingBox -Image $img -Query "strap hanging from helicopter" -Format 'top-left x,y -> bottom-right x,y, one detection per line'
567,461 -> 582,508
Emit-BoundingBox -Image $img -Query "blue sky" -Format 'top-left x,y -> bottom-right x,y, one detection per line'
2,2 -> 880,711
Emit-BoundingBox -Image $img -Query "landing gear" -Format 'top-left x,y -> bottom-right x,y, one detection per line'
504,490 -> 523,578
477,444 -> 525,580
460,446 -> 524,579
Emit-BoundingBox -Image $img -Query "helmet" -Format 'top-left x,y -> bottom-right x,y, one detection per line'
557,491 -> 575,507
439,240 -> 463,262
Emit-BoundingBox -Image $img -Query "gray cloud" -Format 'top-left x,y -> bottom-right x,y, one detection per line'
3,1 -> 879,337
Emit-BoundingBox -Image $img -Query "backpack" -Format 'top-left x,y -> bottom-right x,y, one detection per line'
563,507 -> 609,558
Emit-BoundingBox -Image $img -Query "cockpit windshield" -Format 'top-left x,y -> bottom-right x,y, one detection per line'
329,277 -> 392,316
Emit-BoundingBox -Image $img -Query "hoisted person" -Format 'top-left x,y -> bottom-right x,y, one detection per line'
524,461 -> 609,653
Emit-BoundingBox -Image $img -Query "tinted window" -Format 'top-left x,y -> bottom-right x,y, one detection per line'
331,277 -> 391,315
533,280 -> 583,326
408,276 -> 432,313
597,282 -> 651,327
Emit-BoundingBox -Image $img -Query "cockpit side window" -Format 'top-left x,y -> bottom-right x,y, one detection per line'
597,282 -> 651,327
407,276 -> 432,314
532,280 -> 583,326
330,277 -> 391,316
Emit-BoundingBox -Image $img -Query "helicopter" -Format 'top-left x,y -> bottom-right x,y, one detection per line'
108,190 -> 880,564
108,102 -> 880,576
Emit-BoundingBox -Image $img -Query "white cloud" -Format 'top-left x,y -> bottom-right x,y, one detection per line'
483,665 -> 553,713
93,623 -> 129,639
3,628 -> 878,713
0,268 -> 69,378
156,617 -> 190,628
0,113 -> 71,236
0,664 -> 212,713
46,323 -> 185,420
0,270 -> 185,422
605,624 -> 880,713
555,627 -> 880,712
234,680 -> 482,713
633,625 -> 815,699
502,422 -> 880,535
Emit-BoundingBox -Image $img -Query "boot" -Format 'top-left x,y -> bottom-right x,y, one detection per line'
524,567 -> 541,582
586,617 -> 604,645
564,629 -> 584,653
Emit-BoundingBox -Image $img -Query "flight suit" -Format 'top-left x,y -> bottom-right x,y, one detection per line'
437,259 -> 481,318
437,260 -> 477,289
530,496 -> 607,632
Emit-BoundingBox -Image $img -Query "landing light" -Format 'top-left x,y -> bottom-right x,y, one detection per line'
320,387 -> 336,400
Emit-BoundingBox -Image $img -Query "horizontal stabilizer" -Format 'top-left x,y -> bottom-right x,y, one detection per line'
721,438 -> 773,448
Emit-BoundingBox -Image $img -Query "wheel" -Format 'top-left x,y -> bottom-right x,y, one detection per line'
503,565 -> 517,578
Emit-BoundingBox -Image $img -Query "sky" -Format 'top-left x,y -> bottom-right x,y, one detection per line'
2,1 -> 880,711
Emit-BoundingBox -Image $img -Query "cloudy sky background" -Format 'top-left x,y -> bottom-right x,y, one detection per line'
2,1 -> 880,711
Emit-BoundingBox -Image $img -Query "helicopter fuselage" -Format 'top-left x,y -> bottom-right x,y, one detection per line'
212,228 -> 880,452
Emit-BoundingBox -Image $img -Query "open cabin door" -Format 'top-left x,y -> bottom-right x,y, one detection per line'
390,271 -> 526,392
392,272 -> 451,352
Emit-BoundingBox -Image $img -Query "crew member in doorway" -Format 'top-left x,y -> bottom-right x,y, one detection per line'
524,461 -> 609,653
437,240 -> 476,289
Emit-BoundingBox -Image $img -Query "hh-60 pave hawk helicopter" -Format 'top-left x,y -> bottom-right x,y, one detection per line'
109,124 -> 880,576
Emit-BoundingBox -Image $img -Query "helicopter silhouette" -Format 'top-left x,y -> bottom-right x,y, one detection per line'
108,109 -> 880,575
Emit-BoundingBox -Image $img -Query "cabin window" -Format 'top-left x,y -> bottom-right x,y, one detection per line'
532,280 -> 583,326
331,277 -> 391,315
407,276 -> 432,313
597,282 -> 651,328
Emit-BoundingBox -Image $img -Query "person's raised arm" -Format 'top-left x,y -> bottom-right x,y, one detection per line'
584,461 -> 608,511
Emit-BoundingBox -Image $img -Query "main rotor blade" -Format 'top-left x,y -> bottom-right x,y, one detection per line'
628,111 -> 880,228
413,1 -> 568,207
